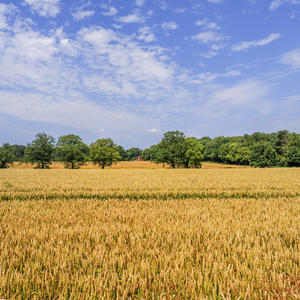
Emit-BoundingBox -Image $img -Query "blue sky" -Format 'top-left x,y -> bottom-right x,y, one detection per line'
0,0 -> 300,149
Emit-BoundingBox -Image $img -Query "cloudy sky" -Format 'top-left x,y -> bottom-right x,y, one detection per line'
0,0 -> 300,149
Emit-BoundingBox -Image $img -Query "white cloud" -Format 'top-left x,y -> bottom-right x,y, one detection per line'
22,0 -> 60,17
147,128 -> 160,133
136,0 -> 145,6
137,27 -> 156,42
0,3 -> 18,30
0,90 -> 153,139
196,19 -> 220,30
159,1 -> 168,10
280,48 -> 300,68
207,0 -> 224,3
6,30 -> 58,62
119,13 -> 145,23
232,33 -> 280,51
269,0 -> 300,10
192,31 -> 226,43
197,80 -> 273,119
200,50 -> 218,58
211,80 -> 270,106
72,10 -> 94,21
161,22 -> 178,30
102,7 -> 118,16
190,70 -> 241,84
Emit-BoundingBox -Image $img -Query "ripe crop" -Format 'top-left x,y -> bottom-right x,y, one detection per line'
0,168 -> 299,299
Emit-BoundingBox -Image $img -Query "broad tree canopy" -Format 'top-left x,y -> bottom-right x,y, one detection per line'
56,134 -> 89,169
25,132 -> 55,169
89,138 -> 121,169
0,143 -> 15,168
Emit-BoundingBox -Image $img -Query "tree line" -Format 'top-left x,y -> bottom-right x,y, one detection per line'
0,130 -> 299,169
145,130 -> 300,168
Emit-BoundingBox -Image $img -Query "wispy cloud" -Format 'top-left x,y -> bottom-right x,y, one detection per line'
119,13 -> 145,23
137,27 -> 156,42
269,0 -> 300,10
102,7 -> 118,17
147,128 -> 160,133
231,33 -> 280,51
72,10 -> 94,21
280,47 -> 300,68
136,0 -> 145,7
0,3 -> 18,29
196,19 -> 220,30
22,0 -> 60,17
161,22 -> 178,30
207,0 -> 224,3
192,31 -> 227,44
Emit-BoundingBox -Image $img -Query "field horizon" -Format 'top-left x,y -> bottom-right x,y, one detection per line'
10,161 -> 253,169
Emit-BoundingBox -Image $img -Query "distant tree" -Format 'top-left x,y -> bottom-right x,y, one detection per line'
25,132 -> 55,169
117,145 -> 127,161
0,143 -> 15,168
275,130 -> 289,157
12,145 -> 26,161
204,136 -> 229,162
286,146 -> 300,167
249,142 -> 277,168
235,147 -> 250,165
142,145 -> 159,161
198,136 -> 211,147
56,134 -> 89,169
285,132 -> 300,167
89,138 -> 121,169
125,147 -> 143,161
154,131 -> 186,168
183,137 -> 204,168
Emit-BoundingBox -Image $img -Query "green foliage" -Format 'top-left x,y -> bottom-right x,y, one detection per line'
153,132 -> 204,168
286,146 -> 300,167
0,143 -> 15,168
183,138 -> 204,168
25,133 -> 55,169
275,130 -> 289,157
11,145 -> 26,161
204,136 -> 229,162
125,147 -> 143,161
89,138 -> 121,169
235,147 -> 250,165
249,142 -> 277,168
56,134 -> 89,169
154,131 -> 186,168
117,146 -> 126,161
142,145 -> 159,161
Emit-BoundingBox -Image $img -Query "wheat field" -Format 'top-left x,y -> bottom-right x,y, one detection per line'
0,168 -> 300,299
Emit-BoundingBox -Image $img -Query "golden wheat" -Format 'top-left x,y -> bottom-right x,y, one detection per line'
0,168 -> 300,299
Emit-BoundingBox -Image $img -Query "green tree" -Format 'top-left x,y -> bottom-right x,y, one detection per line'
0,143 -> 15,168
142,145 -> 159,161
25,132 -> 55,169
56,134 -> 89,169
154,131 -> 186,168
235,147 -> 250,165
183,137 -> 204,168
204,136 -> 229,162
249,142 -> 277,168
286,146 -> 300,167
117,145 -> 126,161
89,138 -> 121,169
12,145 -> 26,161
125,147 -> 143,161
285,133 -> 300,167
275,130 -> 289,157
